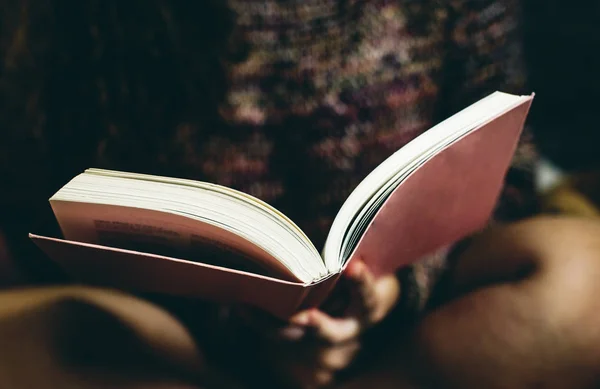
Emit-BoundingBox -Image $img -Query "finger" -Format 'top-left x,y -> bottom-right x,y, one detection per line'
316,340 -> 361,371
290,309 -> 312,326
260,309 -> 312,341
302,309 -> 361,344
277,325 -> 308,341
345,258 -> 401,324
369,273 -> 401,323
344,258 -> 378,315
230,305 -> 309,344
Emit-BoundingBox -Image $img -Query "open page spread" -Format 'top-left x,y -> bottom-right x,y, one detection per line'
34,91 -> 534,317
50,170 -> 326,284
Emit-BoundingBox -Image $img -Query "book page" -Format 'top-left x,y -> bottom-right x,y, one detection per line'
51,200 -> 291,279
50,170 -> 328,284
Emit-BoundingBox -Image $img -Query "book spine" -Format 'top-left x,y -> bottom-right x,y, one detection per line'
299,272 -> 342,311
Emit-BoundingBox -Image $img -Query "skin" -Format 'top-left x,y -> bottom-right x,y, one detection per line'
0,216 -> 599,388
234,256 -> 401,388
257,216 -> 600,389
410,216 -> 600,389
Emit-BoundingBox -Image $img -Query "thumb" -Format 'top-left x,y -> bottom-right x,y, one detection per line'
292,309 -> 361,344
344,258 -> 377,314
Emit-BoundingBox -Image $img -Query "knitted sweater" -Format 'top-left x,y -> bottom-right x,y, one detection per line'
0,0 -> 537,337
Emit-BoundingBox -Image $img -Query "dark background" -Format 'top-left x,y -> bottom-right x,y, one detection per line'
523,2 -> 600,171
0,0 -> 599,285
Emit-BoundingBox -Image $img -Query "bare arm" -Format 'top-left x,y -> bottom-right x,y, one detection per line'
332,217 -> 600,389
411,217 -> 600,389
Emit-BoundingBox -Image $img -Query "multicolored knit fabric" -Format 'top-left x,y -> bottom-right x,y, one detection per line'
0,0 -> 537,318
184,0 -> 538,313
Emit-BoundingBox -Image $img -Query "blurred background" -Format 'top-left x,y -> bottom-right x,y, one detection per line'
522,1 -> 600,172
0,0 -> 599,284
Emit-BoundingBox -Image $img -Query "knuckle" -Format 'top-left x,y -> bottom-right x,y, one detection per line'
318,342 -> 361,370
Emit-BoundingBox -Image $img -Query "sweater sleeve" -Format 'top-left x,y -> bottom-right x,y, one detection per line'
391,0 -> 540,321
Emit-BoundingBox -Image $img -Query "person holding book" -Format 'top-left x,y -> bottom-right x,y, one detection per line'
1,1 -> 599,388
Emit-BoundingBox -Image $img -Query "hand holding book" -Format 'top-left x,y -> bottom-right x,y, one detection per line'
234,256 -> 401,388
289,258 -> 400,341
29,91 -> 534,319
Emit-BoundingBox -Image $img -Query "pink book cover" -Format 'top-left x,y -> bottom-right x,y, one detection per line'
30,94 -> 533,318
29,233 -> 335,319
350,96 -> 534,277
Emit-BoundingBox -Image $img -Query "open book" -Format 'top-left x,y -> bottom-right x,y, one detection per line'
30,91 -> 534,318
